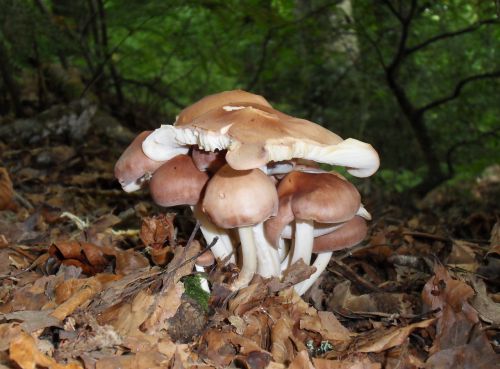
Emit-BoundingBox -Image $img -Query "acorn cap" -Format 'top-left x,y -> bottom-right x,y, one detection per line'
149,154 -> 209,207
312,216 -> 368,253
114,131 -> 166,192
202,164 -> 278,229
264,171 -> 361,246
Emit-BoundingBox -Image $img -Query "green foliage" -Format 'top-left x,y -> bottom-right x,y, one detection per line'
1,0 -> 498,192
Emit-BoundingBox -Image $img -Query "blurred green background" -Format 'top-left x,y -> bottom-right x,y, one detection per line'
0,0 -> 499,195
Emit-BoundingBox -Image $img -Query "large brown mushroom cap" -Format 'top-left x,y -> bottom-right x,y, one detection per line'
114,131 -> 166,192
312,216 -> 368,253
149,154 -> 209,207
202,164 -> 278,229
174,103 -> 348,171
145,90 -> 379,177
264,171 -> 361,246
175,90 -> 272,126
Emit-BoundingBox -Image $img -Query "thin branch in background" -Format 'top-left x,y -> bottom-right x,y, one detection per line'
121,77 -> 184,108
246,29 -> 273,91
406,18 -> 500,55
81,16 -> 155,98
445,127 -> 500,176
418,70 -> 500,113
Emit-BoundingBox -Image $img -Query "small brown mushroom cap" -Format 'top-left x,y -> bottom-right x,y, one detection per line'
191,148 -> 227,174
312,216 -> 367,253
149,154 -> 209,207
264,171 -> 361,246
202,164 -> 278,229
175,90 -> 272,126
114,131 -> 166,192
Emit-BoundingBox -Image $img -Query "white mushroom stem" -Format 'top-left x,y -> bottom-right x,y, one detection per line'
232,226 -> 258,289
278,237 -> 289,262
291,219 -> 315,265
294,252 -> 333,295
252,223 -> 281,277
192,206 -> 235,264
194,264 -> 211,293
282,222 -> 344,239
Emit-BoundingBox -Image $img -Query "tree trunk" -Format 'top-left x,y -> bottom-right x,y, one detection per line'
0,40 -> 23,117
385,68 -> 447,194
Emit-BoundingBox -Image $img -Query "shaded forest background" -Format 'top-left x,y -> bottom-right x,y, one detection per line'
0,0 -> 499,195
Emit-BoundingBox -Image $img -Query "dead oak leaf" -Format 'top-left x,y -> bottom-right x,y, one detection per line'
422,264 -> 478,320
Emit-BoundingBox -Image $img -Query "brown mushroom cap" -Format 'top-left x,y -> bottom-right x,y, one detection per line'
175,90 -> 272,126
202,164 -> 278,229
312,216 -> 367,253
149,154 -> 209,207
191,148 -> 226,174
114,131 -> 166,191
264,171 -> 361,246
178,103 -> 345,170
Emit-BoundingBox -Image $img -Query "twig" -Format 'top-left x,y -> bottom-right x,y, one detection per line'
328,258 -> 382,293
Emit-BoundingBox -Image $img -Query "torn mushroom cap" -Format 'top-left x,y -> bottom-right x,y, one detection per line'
174,90 -> 272,126
191,148 -> 227,174
149,154 -> 209,207
168,102 -> 379,177
312,215 -> 368,253
114,131 -> 167,192
202,164 -> 278,229
264,171 -> 361,247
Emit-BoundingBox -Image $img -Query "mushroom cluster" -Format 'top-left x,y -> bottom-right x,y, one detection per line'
114,90 -> 379,294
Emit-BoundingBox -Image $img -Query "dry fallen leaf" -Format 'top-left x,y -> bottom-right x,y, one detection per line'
10,331 -> 83,369
313,357 -> 382,369
353,318 -> 435,353
0,167 -> 14,211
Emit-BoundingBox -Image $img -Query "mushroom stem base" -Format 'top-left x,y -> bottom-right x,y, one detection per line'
295,252 -> 333,295
232,226 -> 258,289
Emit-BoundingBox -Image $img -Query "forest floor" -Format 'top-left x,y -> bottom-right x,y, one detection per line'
0,106 -> 499,368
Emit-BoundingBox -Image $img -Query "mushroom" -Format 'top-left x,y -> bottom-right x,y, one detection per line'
149,154 -> 234,263
174,90 -> 272,126
265,171 -> 361,270
143,90 -> 272,161
202,164 -> 279,287
295,215 -> 368,295
191,147 -> 226,174
114,131 -> 169,192
144,102 -> 379,177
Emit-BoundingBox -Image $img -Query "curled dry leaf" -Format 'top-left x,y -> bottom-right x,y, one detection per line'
0,167 -> 14,211
49,240 -> 108,275
140,213 -> 176,249
51,276 -> 103,321
10,331 -> 82,369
